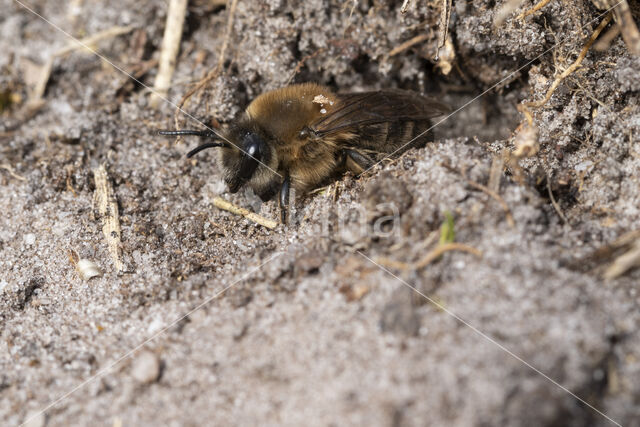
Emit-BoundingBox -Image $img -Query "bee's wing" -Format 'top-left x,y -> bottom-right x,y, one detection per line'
310,89 -> 450,137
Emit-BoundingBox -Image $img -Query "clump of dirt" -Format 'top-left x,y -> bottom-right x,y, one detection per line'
1,0 -> 639,426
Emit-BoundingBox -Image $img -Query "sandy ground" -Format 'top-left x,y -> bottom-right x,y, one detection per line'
1,0 -> 639,426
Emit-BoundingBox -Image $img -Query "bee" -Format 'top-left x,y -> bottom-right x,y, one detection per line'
160,83 -> 449,223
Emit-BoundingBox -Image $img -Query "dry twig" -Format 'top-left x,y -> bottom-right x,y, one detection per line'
488,154 -> 504,193
612,0 -> 640,55
594,24 -> 622,51
377,243 -> 482,270
517,0 -> 552,20
93,164 -> 126,272
435,0 -> 452,60
524,12 -> 613,110
591,230 -> 640,279
465,179 -> 516,227
594,230 -> 640,258
400,0 -> 412,14
592,0 -> 640,55
546,171 -> 568,224
287,47 -> 328,84
604,239 -> 640,279
213,197 -> 278,229
150,0 -> 188,108
389,34 -> 429,57
0,164 -> 26,181
33,25 -> 135,101
415,243 -> 482,269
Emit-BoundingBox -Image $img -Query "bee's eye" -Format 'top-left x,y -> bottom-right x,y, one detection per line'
247,142 -> 259,156
227,133 -> 264,193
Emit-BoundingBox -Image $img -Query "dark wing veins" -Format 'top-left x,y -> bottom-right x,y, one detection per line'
310,89 -> 450,137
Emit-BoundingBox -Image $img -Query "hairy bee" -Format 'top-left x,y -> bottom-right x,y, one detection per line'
160,83 -> 449,223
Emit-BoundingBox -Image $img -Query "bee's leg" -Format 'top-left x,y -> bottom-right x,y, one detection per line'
279,174 -> 290,224
344,149 -> 374,175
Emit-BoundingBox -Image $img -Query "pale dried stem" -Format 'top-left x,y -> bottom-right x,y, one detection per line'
0,164 -> 27,181
150,0 -> 188,108
213,197 -> 278,229
93,164 -> 126,272
389,34 -> 429,57
517,0 -> 552,20
525,13 -> 613,109
377,243 -> 482,270
33,26 -> 135,101
605,240 -> 640,279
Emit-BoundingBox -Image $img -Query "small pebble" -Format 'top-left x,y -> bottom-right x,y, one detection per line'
23,233 -> 36,245
131,350 -> 161,384
77,259 -> 102,280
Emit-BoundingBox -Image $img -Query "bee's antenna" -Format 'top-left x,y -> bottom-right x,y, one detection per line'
186,142 -> 226,158
158,129 -> 229,157
158,129 -> 217,138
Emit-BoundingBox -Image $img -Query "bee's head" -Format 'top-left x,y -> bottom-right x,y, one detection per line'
159,118 -> 277,196
159,123 -> 274,194
220,127 -> 273,193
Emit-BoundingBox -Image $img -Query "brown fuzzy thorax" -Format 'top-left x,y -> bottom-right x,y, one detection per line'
244,83 -> 345,192
245,83 -> 338,144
